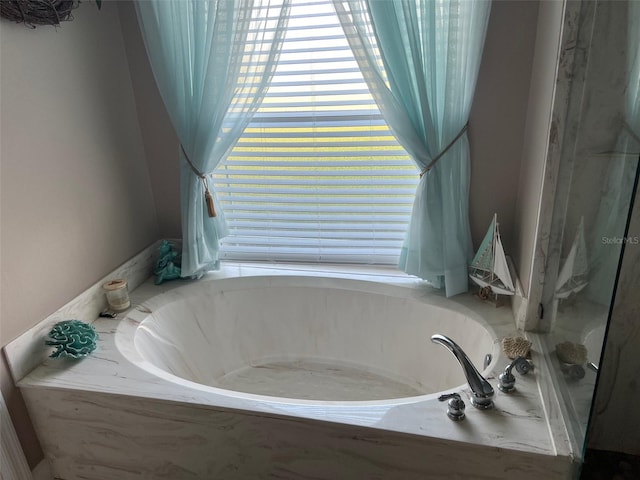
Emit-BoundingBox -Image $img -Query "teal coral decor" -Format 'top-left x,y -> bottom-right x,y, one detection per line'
46,320 -> 98,359
154,240 -> 182,285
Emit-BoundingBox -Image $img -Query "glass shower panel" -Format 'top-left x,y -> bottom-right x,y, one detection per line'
540,0 -> 640,456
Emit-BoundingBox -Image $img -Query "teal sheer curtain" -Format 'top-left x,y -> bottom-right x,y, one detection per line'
334,0 -> 490,296
135,0 -> 290,277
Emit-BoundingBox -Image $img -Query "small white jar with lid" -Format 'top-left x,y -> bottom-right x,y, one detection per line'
102,279 -> 130,311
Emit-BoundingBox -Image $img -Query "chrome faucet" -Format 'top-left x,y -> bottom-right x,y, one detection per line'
431,334 -> 495,409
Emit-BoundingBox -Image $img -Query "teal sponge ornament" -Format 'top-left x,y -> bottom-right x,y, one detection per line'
46,320 -> 98,359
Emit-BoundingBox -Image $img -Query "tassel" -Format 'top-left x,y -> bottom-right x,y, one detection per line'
201,175 -> 217,218
205,188 -> 217,218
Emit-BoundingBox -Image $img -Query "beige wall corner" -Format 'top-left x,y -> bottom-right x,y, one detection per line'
0,1 -> 158,467
469,0 -> 538,252
117,1 -> 181,239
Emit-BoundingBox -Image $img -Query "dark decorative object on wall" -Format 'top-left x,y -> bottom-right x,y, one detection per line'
1,0 -> 78,27
0,0 -> 101,28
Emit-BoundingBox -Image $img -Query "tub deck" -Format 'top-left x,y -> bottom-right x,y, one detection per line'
6,261 -> 579,479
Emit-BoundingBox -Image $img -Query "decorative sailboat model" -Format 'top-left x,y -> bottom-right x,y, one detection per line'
469,214 -> 515,296
555,217 -> 588,299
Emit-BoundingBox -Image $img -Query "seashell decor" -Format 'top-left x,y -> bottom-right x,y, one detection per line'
45,320 -> 98,359
502,336 -> 532,360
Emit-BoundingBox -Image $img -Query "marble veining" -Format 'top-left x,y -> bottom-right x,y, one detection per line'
5,260 -> 581,479
216,358 -> 426,401
520,0 -> 583,333
129,278 -> 495,401
535,0 -> 639,457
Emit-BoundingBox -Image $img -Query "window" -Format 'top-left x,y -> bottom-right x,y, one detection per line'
213,0 -> 419,264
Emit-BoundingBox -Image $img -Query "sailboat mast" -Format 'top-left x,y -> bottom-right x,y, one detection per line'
491,213 -> 497,282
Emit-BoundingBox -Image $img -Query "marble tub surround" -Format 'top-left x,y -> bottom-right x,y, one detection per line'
3,240 -> 160,382
24,387 -> 575,480
8,264 -> 579,479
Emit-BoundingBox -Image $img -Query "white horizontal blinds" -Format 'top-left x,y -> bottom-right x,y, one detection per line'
214,0 -> 418,264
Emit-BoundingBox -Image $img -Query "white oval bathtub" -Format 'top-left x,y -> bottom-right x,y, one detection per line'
129,275 -> 496,404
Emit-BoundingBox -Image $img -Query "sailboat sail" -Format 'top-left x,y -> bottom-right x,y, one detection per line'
471,216 -> 495,272
493,234 -> 515,292
469,214 -> 515,296
555,217 -> 588,298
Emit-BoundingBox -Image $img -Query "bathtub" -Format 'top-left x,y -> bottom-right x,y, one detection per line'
128,275 -> 495,404
13,263 -> 576,479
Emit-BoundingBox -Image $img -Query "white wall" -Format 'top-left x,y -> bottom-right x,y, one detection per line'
0,1 -> 158,467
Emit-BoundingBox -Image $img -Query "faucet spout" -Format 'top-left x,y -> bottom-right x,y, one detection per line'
431,334 -> 494,409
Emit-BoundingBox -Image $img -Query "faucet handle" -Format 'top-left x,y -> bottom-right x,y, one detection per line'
512,356 -> 533,375
438,393 -> 466,421
498,356 -> 532,393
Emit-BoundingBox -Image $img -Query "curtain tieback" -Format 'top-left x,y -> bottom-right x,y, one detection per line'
181,144 -> 217,218
419,123 -> 469,178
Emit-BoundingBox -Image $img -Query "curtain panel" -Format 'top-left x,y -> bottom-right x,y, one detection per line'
135,0 -> 290,277
334,0 -> 491,296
